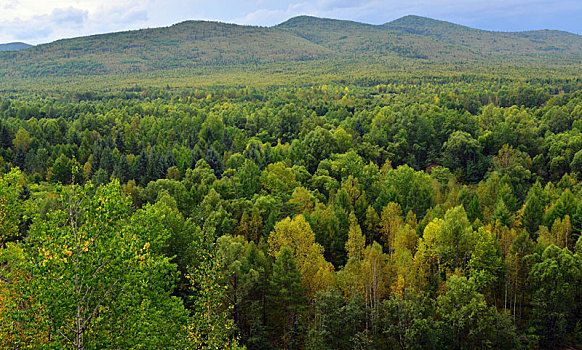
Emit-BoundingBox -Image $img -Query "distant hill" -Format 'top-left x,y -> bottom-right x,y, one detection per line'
383,15 -> 582,58
0,15 -> 581,79
0,42 -> 32,52
276,15 -> 467,59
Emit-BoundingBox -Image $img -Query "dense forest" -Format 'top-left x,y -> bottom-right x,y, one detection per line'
0,73 -> 581,349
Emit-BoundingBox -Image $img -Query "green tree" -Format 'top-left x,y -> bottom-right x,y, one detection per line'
199,112 -> 225,145
308,289 -> 366,350
571,200 -> 582,244
437,275 -> 520,350
491,198 -> 512,227
268,246 -> 305,350
378,292 -> 441,350
187,236 -> 240,350
528,245 -> 582,348
0,169 -> 24,245
436,206 -> 475,271
467,228 -> 504,296
376,165 -> 434,218
24,181 -> 188,349
303,127 -> 338,173
237,159 -> 262,198
442,131 -> 488,183
273,103 -> 301,143
50,154 -> 81,184
12,128 -> 31,168
261,161 -> 299,199
466,194 -> 483,223
523,191 -> 544,236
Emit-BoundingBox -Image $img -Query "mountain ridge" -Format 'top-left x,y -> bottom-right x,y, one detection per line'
0,15 -> 581,80
0,42 -> 32,52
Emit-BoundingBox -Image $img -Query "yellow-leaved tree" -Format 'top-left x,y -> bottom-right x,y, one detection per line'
380,202 -> 404,254
268,214 -> 335,298
346,212 -> 365,260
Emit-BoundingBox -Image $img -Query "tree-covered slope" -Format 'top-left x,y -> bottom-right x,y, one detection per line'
384,15 -> 582,58
277,15 -> 471,59
1,15 -> 582,79
0,21 -> 332,77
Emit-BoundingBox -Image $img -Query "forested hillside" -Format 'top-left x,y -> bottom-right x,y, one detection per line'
384,15 -> 582,57
1,15 -> 582,80
1,72 -> 582,348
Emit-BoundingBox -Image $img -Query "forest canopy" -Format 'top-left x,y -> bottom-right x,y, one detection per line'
1,71 -> 582,349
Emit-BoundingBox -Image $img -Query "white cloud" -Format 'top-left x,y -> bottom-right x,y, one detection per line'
0,7 -> 87,42
235,9 -> 290,26
0,0 -> 149,44
1,0 -> 20,10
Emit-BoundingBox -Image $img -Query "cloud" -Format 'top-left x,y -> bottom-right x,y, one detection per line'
0,7 -> 88,41
1,0 -> 20,10
234,9 -> 291,26
232,0 -> 378,25
0,1 -> 151,44
51,7 -> 88,25
88,3 -> 148,33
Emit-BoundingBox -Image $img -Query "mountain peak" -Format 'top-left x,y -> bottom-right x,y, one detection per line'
390,15 -> 435,23
0,42 -> 32,52
277,15 -> 373,29
384,15 -> 476,34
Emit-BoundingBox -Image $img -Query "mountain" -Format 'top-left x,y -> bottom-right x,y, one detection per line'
383,15 -> 582,57
0,21 -> 333,77
277,15 -> 469,59
0,15 -> 581,80
0,42 -> 32,52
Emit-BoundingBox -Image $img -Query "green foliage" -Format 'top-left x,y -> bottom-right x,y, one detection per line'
436,275 -> 521,350
376,165 -> 434,218
187,239 -> 240,350
2,44 -> 582,348
468,228 -> 504,292
23,181 -> 188,348
268,246 -> 305,350
0,169 -> 24,245
378,292 -> 441,350
528,245 -> 582,348
436,206 -> 475,271
443,131 -> 489,183
308,289 -> 366,350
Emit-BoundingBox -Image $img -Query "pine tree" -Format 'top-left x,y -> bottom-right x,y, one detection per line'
467,194 -> 483,223
523,192 -> 543,236
268,246 -> 305,350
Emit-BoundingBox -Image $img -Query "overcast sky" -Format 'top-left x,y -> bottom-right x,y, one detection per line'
1,0 -> 581,45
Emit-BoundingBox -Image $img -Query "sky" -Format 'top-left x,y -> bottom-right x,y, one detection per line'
0,0 -> 581,45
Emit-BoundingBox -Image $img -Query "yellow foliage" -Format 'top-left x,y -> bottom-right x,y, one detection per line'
414,218 -> 444,291
346,212 -> 365,259
268,215 -> 335,297
0,244 -> 49,348
380,202 -> 404,253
